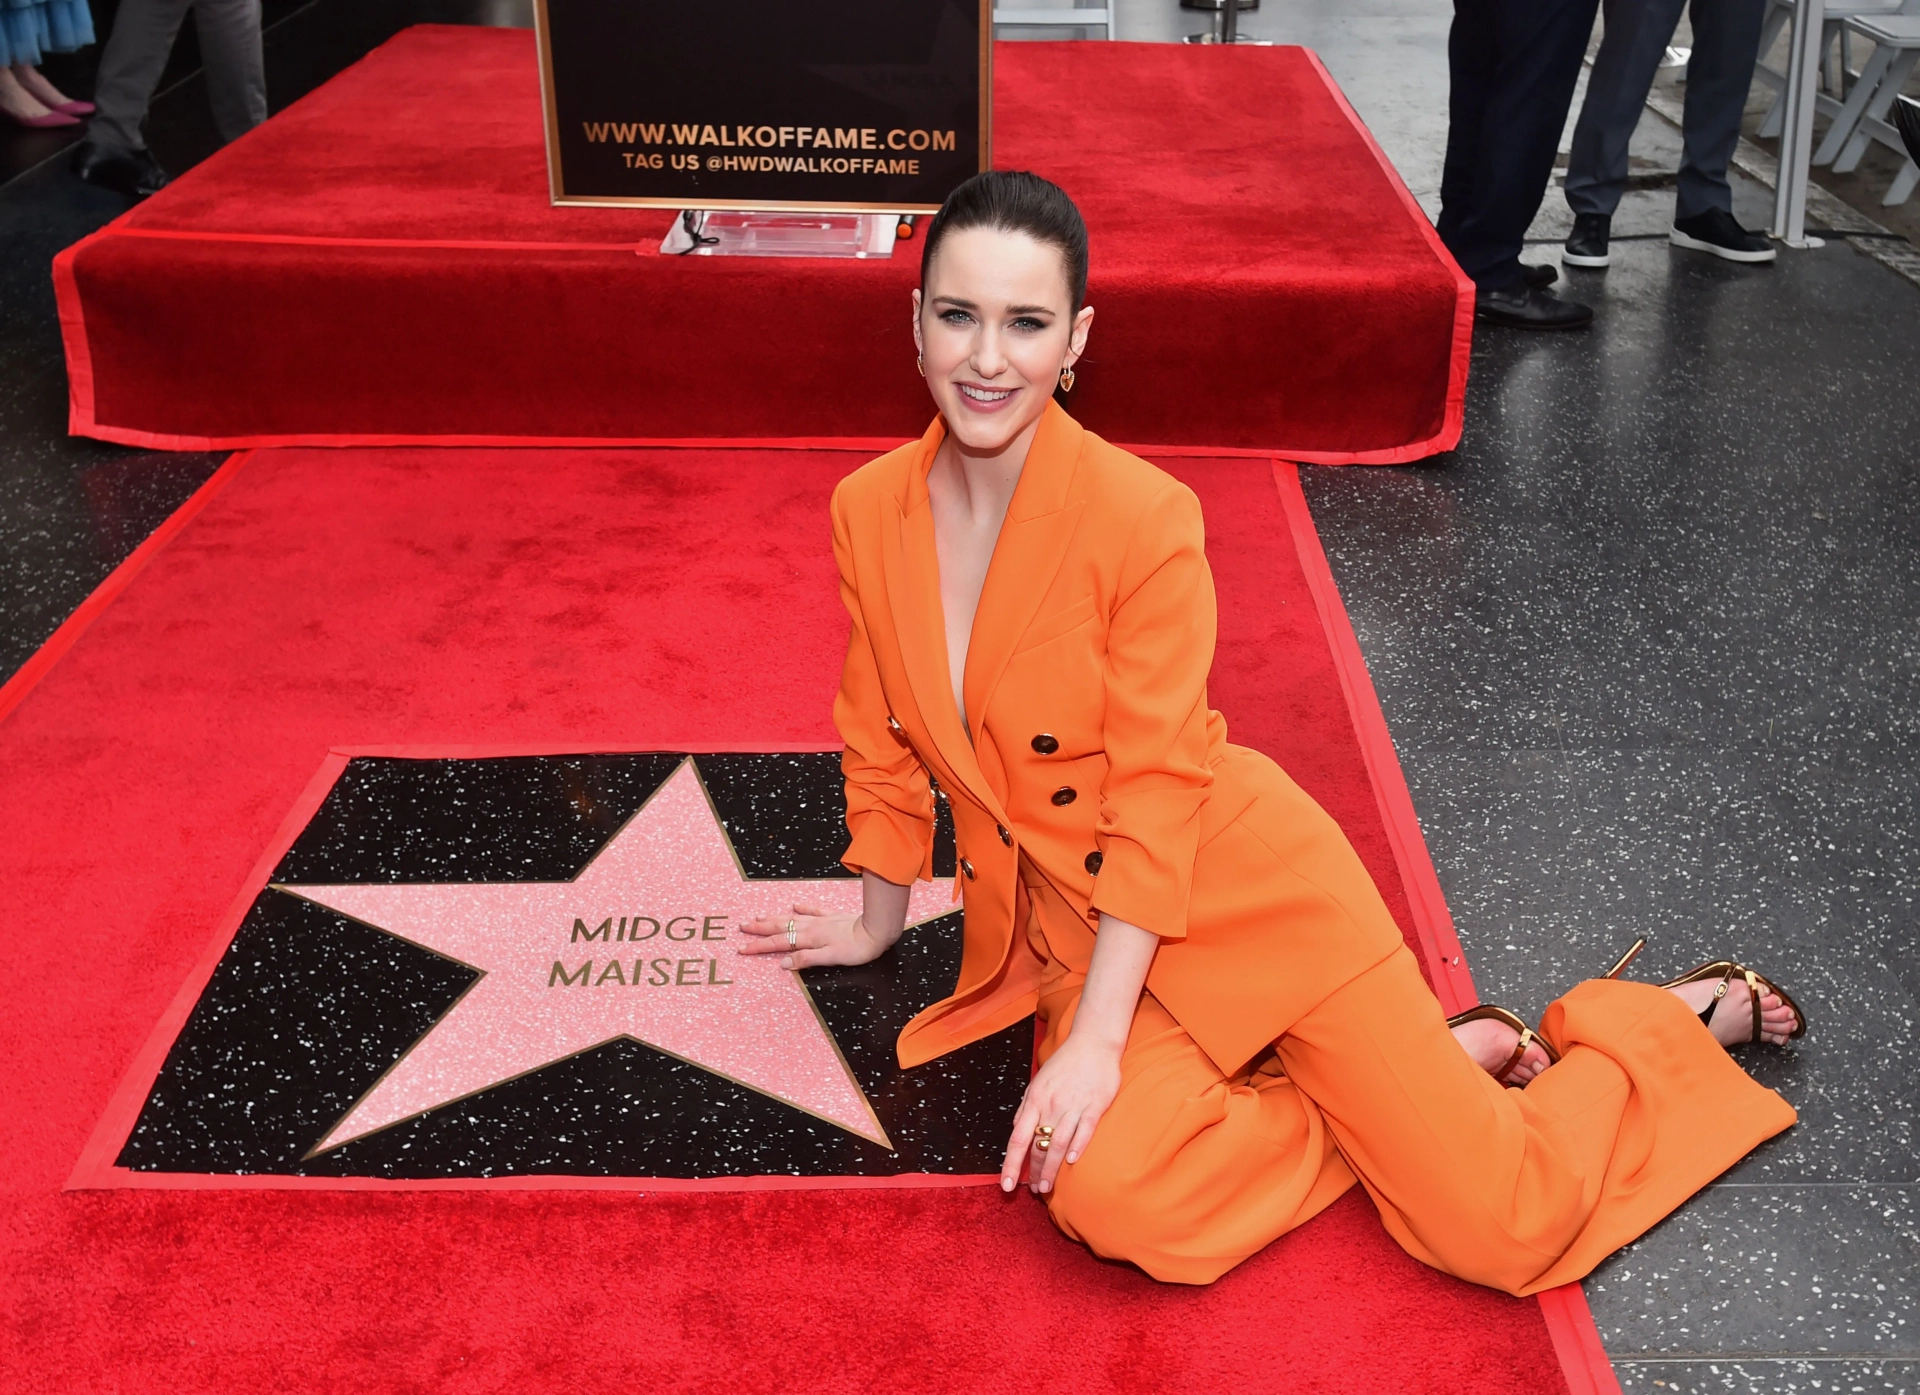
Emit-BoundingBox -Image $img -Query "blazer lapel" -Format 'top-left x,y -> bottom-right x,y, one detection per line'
962,403 -> 1088,733
878,447 -> 1001,817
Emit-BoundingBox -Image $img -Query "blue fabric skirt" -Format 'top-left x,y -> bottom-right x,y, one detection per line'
1,0 -> 95,67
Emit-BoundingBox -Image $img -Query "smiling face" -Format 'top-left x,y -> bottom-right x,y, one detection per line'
912,225 -> 1095,457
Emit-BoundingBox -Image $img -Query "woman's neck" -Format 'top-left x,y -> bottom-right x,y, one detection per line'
929,409 -> 1042,524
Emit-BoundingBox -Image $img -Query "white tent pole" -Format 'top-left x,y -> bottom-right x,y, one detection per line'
1772,0 -> 1829,246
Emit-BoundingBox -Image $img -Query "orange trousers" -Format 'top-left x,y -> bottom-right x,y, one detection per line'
1040,945 -> 1797,1292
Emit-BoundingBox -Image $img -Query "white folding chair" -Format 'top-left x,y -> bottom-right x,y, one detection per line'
1822,14 -> 1920,201
1754,0 -> 1916,139
993,4 -> 1116,36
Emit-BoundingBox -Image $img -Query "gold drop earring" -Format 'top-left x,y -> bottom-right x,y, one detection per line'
916,354 -> 925,377
1058,365 -> 1076,393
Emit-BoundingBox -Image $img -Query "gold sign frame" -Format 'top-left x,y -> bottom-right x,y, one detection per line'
532,0 -> 993,213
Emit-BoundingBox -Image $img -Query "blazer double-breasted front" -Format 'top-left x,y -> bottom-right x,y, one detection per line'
832,403 -> 1404,1076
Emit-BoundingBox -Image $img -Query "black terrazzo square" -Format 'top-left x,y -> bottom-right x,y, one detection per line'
115,752 -> 1025,1180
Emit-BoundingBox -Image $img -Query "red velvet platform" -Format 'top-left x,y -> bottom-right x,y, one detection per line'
54,27 -> 1472,461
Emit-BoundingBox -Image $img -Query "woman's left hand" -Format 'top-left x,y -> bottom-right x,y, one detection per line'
1000,1033 -> 1122,1196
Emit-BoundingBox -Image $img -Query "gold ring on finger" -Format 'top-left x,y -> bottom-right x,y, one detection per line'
1035,1136 -> 1051,1151
786,920 -> 798,948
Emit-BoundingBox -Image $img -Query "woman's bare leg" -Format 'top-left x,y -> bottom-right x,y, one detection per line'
13,64 -> 79,110
0,68 -> 56,122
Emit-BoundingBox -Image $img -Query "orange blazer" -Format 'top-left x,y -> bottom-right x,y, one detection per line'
832,403 -> 1404,1076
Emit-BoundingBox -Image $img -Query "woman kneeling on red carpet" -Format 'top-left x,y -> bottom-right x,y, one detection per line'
736,170 -> 1803,1290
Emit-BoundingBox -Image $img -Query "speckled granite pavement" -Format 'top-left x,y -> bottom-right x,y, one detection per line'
1302,238 -> 1920,1392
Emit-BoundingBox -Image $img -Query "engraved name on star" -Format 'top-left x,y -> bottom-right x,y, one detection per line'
279,758 -> 954,1153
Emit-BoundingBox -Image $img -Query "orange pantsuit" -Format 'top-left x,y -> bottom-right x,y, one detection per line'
831,403 -> 1795,1291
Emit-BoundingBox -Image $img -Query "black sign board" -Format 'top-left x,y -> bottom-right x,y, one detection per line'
534,0 -> 991,212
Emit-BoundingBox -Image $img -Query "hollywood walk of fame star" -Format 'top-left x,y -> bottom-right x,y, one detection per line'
279,758 -> 955,1153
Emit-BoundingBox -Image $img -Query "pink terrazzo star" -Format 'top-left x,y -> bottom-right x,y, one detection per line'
280,758 -> 954,1153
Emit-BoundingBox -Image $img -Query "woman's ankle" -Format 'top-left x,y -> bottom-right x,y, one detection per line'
13,65 -> 75,109
0,70 -> 55,120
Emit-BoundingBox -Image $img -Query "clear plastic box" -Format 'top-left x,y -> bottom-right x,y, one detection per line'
659,211 -> 899,259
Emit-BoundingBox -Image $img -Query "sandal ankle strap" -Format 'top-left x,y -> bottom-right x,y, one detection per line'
1697,965 -> 1736,1029
1697,964 -> 1767,1043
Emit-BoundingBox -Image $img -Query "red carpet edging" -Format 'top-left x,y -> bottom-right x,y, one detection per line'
1272,460 -> 1475,1013
1538,1283 -> 1625,1395
1271,461 -> 1623,1395
0,450 -> 253,728
1295,52 -> 1475,467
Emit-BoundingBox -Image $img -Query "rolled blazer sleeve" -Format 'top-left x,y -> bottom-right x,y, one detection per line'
830,480 -> 937,886
1089,482 -> 1216,940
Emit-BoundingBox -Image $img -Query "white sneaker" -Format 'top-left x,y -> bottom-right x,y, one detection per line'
1669,209 -> 1778,263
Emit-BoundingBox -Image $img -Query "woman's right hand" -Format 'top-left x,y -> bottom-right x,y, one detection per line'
735,903 -> 896,970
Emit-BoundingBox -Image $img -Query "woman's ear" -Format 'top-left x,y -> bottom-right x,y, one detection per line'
911,288 -> 925,356
1065,304 -> 1095,366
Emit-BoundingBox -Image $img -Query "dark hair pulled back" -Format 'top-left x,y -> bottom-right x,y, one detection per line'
919,170 -> 1089,311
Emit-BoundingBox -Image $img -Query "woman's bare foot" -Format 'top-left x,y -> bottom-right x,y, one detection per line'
1451,1017 -> 1550,1085
13,65 -> 78,111
1667,975 -> 1798,1047
0,68 -> 56,123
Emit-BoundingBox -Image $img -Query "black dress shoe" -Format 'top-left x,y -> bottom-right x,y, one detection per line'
1475,284 -> 1594,329
1670,207 -> 1776,263
1521,262 -> 1558,288
71,139 -> 170,198
1564,213 -> 1611,268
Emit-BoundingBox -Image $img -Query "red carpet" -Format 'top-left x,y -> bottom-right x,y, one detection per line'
54,28 -> 1471,461
0,447 -> 1610,1393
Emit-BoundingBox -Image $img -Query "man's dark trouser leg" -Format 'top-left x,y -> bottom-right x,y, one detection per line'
1565,0 -> 1690,217
1675,0 -> 1768,219
90,0 -> 264,153
90,0 -> 196,153
1438,0 -> 1498,257
1439,0 -> 1604,289
194,0 -> 267,144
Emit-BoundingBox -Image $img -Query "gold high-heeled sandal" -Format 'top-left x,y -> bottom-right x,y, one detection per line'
1598,937 -> 1807,1042
1447,1004 -> 1560,1086
1602,937 -> 1648,980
